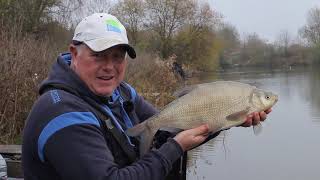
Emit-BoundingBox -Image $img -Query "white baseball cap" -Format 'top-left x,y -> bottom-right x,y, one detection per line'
72,13 -> 136,58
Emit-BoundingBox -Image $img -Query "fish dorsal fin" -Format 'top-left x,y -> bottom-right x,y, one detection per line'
226,107 -> 250,121
173,85 -> 198,97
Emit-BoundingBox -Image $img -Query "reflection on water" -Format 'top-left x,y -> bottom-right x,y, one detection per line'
187,132 -> 229,180
186,66 -> 320,180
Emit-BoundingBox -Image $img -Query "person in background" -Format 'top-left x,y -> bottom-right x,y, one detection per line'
22,13 -> 271,180
172,61 -> 186,80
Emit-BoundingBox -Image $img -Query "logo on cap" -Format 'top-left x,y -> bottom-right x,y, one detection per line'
106,19 -> 122,33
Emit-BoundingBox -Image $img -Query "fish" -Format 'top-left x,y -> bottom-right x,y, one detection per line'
126,81 -> 278,155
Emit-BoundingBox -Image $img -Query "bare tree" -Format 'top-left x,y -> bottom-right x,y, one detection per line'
217,23 -> 240,50
49,0 -> 83,26
0,0 -> 68,32
58,0 -> 113,27
240,33 -> 268,65
276,30 -> 291,57
300,7 -> 320,46
144,0 -> 195,58
188,2 -> 221,37
111,0 -> 145,45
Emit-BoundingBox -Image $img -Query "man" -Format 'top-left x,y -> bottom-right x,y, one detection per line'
22,13 -> 271,180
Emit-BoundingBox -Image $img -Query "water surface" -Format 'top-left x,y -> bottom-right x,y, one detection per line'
187,66 -> 320,180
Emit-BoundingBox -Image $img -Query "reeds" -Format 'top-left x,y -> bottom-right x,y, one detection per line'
0,23 -> 68,144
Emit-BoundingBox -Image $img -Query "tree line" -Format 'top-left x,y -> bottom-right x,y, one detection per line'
109,1 -> 320,69
1,0 -> 319,70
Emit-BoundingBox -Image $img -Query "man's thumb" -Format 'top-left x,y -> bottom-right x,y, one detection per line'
192,124 -> 209,136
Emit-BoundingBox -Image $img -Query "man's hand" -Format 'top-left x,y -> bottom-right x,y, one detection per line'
173,124 -> 210,152
241,108 -> 272,127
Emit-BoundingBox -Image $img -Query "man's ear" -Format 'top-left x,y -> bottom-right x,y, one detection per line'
69,44 -> 79,70
69,44 -> 79,69
69,44 -> 78,59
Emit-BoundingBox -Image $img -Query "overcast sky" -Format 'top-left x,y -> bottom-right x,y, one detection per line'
208,0 -> 320,42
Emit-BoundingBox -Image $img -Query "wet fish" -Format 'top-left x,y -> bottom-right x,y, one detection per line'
126,81 -> 278,155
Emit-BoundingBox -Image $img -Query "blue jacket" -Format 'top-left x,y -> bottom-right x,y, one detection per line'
22,53 -> 183,180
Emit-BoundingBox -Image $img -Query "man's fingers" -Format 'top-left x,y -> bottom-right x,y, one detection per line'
174,124 -> 210,151
265,108 -> 272,114
259,111 -> 267,121
191,124 -> 210,136
241,109 -> 272,127
252,112 -> 260,125
242,115 -> 253,127
193,134 -> 209,142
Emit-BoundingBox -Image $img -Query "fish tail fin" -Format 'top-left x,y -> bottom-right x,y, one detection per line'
125,120 -> 157,156
126,121 -> 148,137
139,127 -> 157,156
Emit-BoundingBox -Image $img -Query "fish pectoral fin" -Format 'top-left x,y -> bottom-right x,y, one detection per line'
253,122 -> 263,135
226,106 -> 250,122
159,127 -> 184,134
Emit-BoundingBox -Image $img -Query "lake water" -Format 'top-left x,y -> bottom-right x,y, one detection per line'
186,66 -> 320,180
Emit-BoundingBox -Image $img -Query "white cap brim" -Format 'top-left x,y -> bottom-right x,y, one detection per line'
84,38 -> 136,59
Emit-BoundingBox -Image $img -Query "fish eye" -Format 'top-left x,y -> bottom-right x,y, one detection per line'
265,96 -> 270,100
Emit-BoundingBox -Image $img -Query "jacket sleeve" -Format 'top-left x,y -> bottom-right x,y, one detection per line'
34,90 -> 183,180
44,120 -> 183,180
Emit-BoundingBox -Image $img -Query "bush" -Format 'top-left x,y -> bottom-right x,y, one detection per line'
125,54 -> 181,108
0,25 -> 69,144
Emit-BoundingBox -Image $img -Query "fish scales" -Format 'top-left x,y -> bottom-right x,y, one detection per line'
126,81 -> 278,155
154,82 -> 253,130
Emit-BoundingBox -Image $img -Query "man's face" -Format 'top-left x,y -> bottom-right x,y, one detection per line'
70,44 -> 127,96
